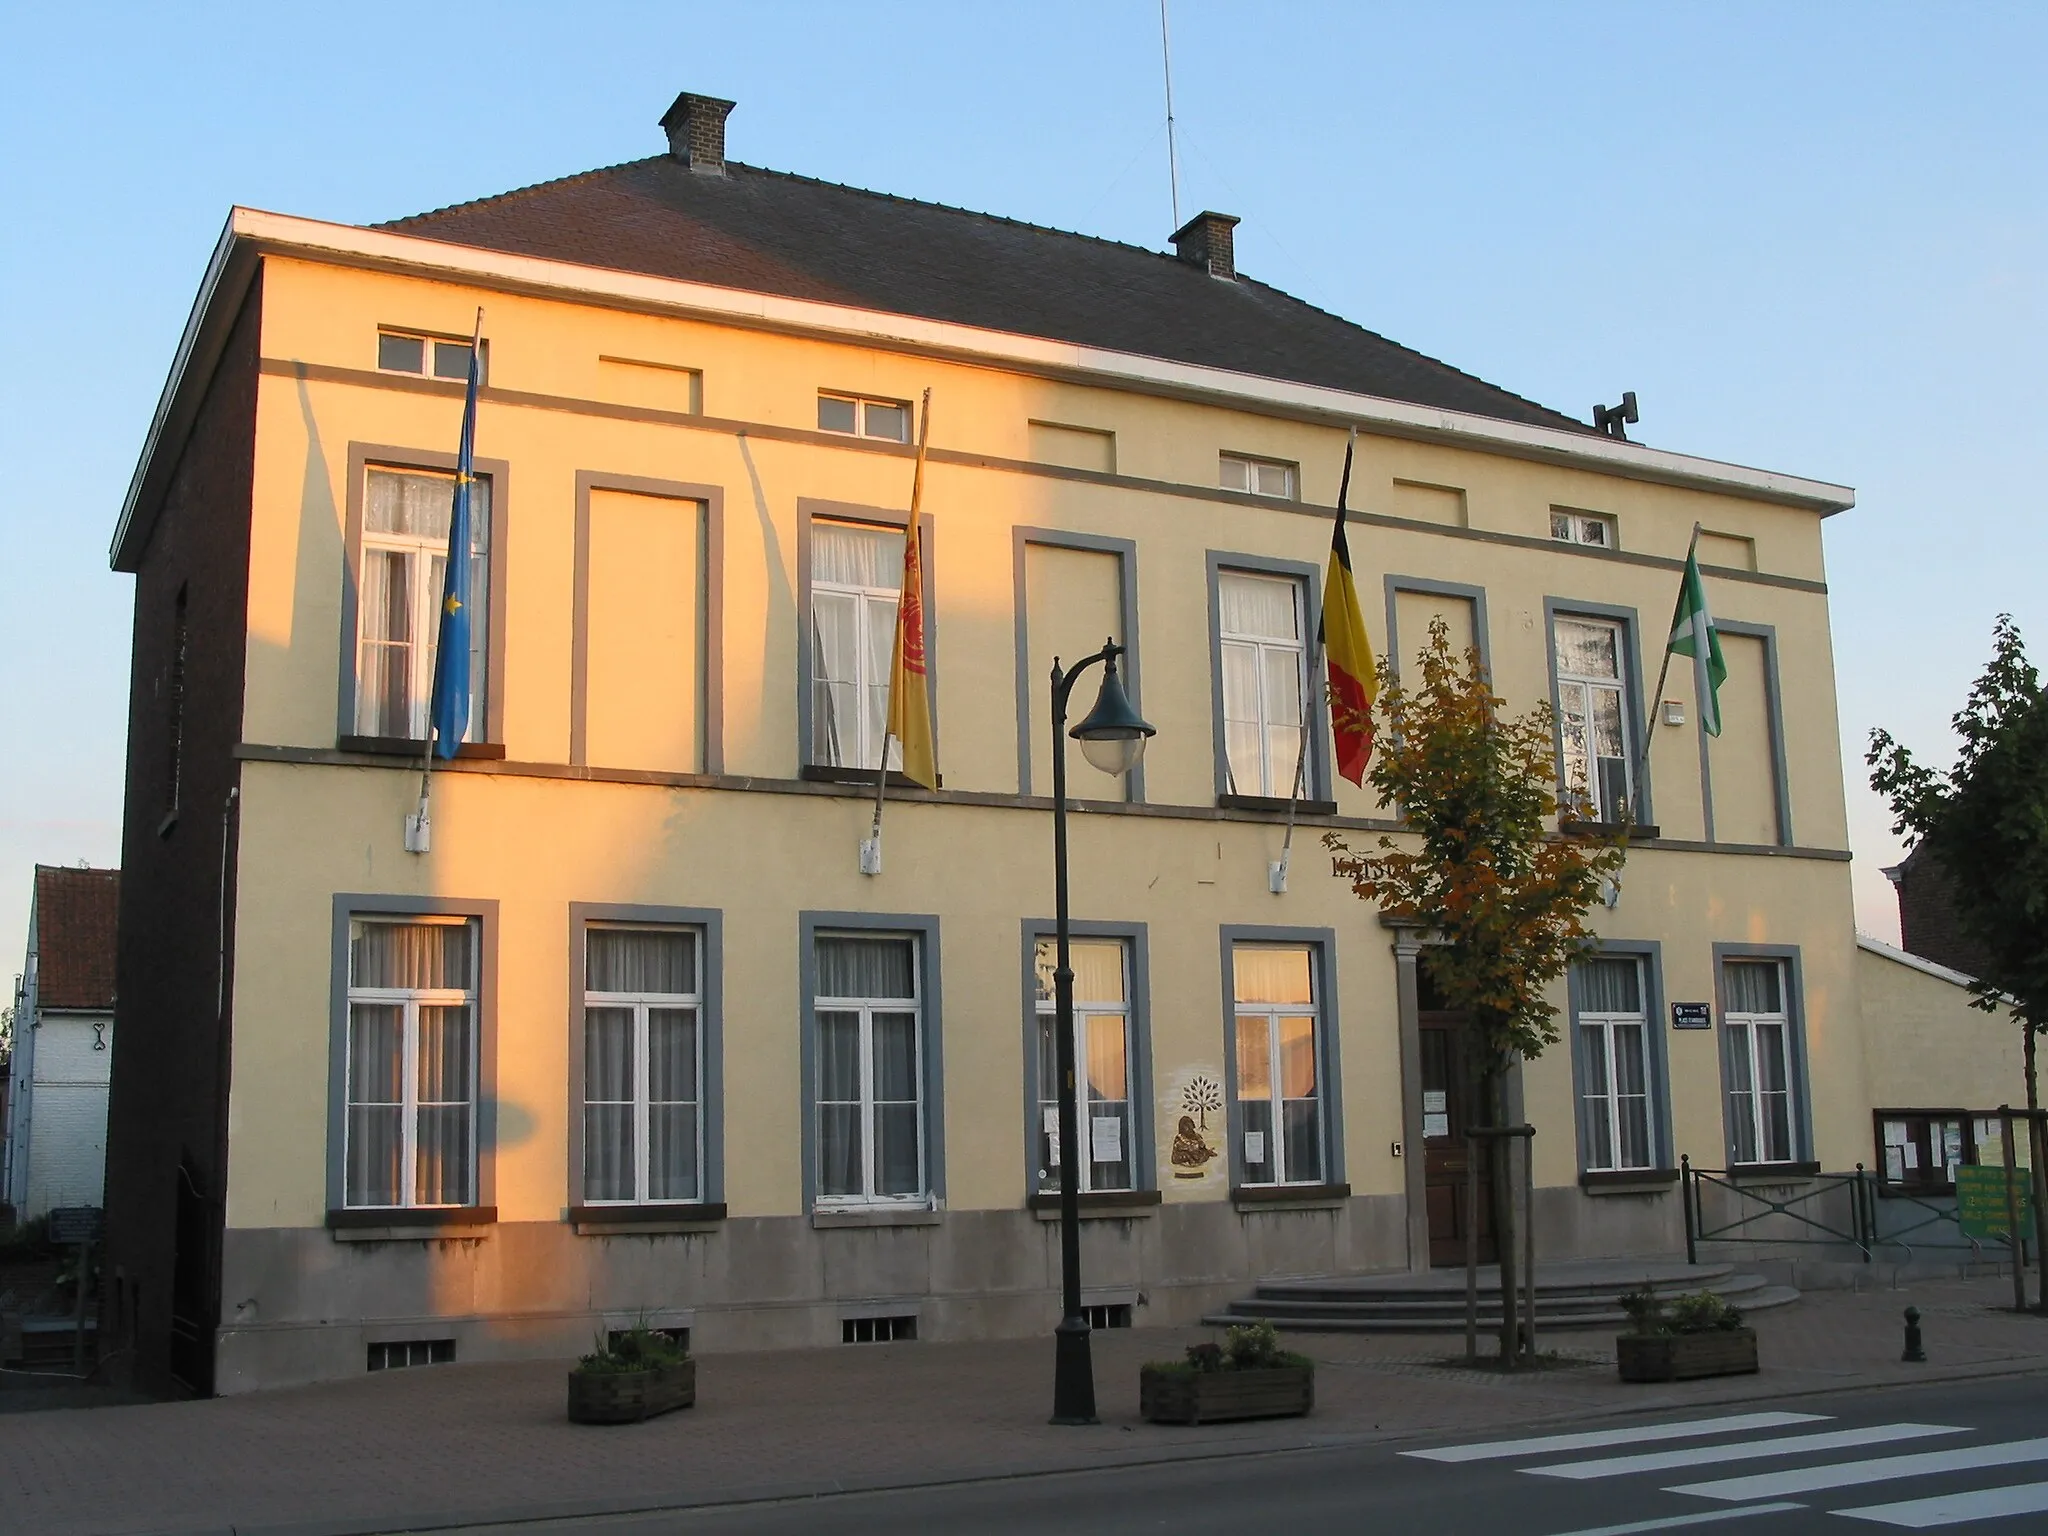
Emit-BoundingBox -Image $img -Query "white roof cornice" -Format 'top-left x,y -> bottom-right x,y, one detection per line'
113,205 -> 1856,569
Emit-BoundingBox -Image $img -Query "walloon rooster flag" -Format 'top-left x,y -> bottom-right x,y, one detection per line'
1320,432 -> 1378,784
885,392 -> 938,788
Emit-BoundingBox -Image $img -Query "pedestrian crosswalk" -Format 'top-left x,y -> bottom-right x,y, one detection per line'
1402,1409 -> 2048,1529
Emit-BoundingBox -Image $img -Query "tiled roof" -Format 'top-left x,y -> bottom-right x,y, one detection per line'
33,866 -> 119,1012
381,159 -> 1592,435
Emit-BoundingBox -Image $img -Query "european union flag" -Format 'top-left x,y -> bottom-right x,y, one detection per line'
428,326 -> 481,758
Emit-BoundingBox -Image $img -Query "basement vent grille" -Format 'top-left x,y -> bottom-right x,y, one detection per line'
368,1338 -> 455,1371
842,1314 -> 918,1344
1084,1303 -> 1133,1330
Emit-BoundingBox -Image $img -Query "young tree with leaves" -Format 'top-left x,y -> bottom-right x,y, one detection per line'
1327,618 -> 1627,1364
1868,614 -> 2048,1293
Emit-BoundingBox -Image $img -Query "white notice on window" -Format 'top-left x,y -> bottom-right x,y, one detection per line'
1883,1120 -> 1909,1147
1091,1117 -> 1123,1164
1902,1142 -> 1919,1170
1044,1108 -> 1060,1168
1423,1091 -> 1447,1114
1244,1130 -> 1266,1164
1424,1112 -> 1451,1139
1884,1146 -> 1905,1182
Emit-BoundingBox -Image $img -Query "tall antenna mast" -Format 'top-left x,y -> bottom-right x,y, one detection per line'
1160,0 -> 1182,228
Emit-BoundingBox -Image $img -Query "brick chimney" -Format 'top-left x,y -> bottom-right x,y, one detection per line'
660,92 -> 736,175
1172,211 -> 1240,280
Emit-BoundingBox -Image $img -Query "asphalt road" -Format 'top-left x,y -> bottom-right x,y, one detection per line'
452,1374 -> 2048,1536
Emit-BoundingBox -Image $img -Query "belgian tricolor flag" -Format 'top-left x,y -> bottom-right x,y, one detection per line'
1319,433 -> 1378,785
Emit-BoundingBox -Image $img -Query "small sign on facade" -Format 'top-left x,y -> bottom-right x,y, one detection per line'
1957,1164 -> 2034,1240
1671,1002 -> 1712,1030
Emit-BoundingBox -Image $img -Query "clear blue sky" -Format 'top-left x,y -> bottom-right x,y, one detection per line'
2,2 -> 2043,960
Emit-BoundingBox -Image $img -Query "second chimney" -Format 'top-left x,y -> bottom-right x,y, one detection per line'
1172,211 -> 1241,280
661,92 -> 736,175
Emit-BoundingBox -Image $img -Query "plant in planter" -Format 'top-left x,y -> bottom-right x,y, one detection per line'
1616,1286 -> 1758,1383
1140,1320 -> 1315,1425
567,1324 -> 696,1424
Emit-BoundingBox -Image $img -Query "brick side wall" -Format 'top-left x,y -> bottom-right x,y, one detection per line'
102,273 -> 261,1396
1894,851 -> 1995,982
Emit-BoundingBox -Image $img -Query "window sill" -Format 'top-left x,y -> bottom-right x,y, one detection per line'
568,1202 -> 727,1235
1725,1161 -> 1822,1182
799,763 -> 940,791
1217,793 -> 1337,817
1028,1189 -> 1163,1220
326,1205 -> 497,1240
1559,819 -> 1659,840
337,735 -> 507,761
811,1204 -> 943,1229
1232,1182 -> 1351,1211
1579,1169 -> 1680,1194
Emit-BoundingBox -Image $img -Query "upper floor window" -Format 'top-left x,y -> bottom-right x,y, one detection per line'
813,934 -> 926,1205
1220,453 -> 1297,500
818,392 -> 910,443
1032,938 -> 1134,1194
355,467 -> 490,743
378,331 -> 486,383
810,520 -> 905,772
1723,960 -> 1797,1165
582,926 -> 703,1206
1232,944 -> 1325,1187
1551,509 -> 1615,549
1218,571 -> 1308,799
344,917 -> 477,1209
1576,957 -> 1654,1172
1553,615 -> 1633,822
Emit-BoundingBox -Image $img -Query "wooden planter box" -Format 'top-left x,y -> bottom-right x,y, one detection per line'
1140,1364 -> 1314,1425
1617,1328 -> 1758,1383
567,1358 -> 696,1423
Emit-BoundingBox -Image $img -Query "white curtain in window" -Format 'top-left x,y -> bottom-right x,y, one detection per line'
816,1009 -> 862,1198
1725,961 -> 1783,1015
346,1003 -> 404,1207
344,919 -> 476,1209
817,936 -> 915,999
1581,957 -> 1642,1013
583,1006 -> 633,1202
812,521 -> 903,587
356,470 -> 489,741
1219,572 -> 1299,641
588,929 -> 696,994
1234,946 -> 1313,1005
352,920 -> 472,990
647,1007 -> 699,1201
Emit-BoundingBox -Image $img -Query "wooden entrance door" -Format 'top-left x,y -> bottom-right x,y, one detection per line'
1420,1011 -> 1496,1266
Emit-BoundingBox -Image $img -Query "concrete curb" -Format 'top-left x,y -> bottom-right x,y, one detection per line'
134,1355 -> 2048,1536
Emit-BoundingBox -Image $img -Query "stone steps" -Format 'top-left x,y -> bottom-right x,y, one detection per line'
1202,1259 -> 1800,1334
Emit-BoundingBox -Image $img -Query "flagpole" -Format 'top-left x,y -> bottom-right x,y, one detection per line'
861,389 -> 933,875
1272,427 -> 1356,894
1628,520 -> 1701,829
407,307 -> 484,855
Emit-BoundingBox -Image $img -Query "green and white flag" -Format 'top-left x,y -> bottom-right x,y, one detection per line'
1668,545 -> 1727,736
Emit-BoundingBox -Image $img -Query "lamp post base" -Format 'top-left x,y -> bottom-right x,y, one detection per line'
1049,1315 -> 1098,1425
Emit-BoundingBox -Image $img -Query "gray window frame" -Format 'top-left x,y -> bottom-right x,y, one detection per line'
567,903 -> 725,1211
1205,552 -> 1329,805
1018,919 -> 1154,1200
1713,943 -> 1815,1167
1566,941 -> 1674,1175
569,473 -> 726,774
338,443 -> 511,749
1011,526 -> 1145,803
798,910 -> 946,1210
1217,925 -> 1345,1189
796,498 -> 938,775
1382,574 -> 1492,681
1543,597 -> 1653,826
326,894 -> 499,1214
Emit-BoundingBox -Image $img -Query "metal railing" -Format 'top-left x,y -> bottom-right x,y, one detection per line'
1681,1155 -> 2000,1268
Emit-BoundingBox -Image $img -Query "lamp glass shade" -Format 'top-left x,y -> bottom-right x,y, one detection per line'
1070,660 -> 1156,778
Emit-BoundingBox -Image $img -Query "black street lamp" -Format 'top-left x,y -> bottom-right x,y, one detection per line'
1048,638 -> 1155,1425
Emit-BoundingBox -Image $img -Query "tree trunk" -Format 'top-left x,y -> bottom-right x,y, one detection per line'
2026,1023 -> 2047,1313
1488,1060 -> 1519,1368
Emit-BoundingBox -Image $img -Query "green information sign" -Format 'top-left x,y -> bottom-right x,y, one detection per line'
1957,1163 -> 2034,1240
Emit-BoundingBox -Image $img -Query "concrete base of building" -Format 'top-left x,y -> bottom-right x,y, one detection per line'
211,1188 -> 1684,1394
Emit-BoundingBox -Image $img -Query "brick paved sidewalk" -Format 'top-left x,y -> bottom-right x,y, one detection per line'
3,1274 -> 2043,1536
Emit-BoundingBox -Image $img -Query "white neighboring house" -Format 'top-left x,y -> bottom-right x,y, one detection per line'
1,866 -> 119,1222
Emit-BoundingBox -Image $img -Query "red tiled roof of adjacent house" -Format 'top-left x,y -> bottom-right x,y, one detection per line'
381,158 -> 1593,436
33,865 -> 119,1011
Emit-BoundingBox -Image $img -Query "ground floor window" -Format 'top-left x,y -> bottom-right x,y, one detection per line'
344,917 -> 477,1208
1723,959 -> 1797,1165
1577,956 -> 1655,1172
1232,944 -> 1324,1186
814,933 -> 925,1204
582,925 -> 702,1205
1033,937 -> 1134,1193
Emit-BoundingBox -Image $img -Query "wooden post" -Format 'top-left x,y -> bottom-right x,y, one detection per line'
2002,1106 -> 2025,1313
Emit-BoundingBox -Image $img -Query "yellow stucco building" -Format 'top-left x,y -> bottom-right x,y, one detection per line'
104,91 -> 1978,1396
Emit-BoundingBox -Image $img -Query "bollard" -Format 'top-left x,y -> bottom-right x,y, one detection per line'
1902,1306 -> 1926,1363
